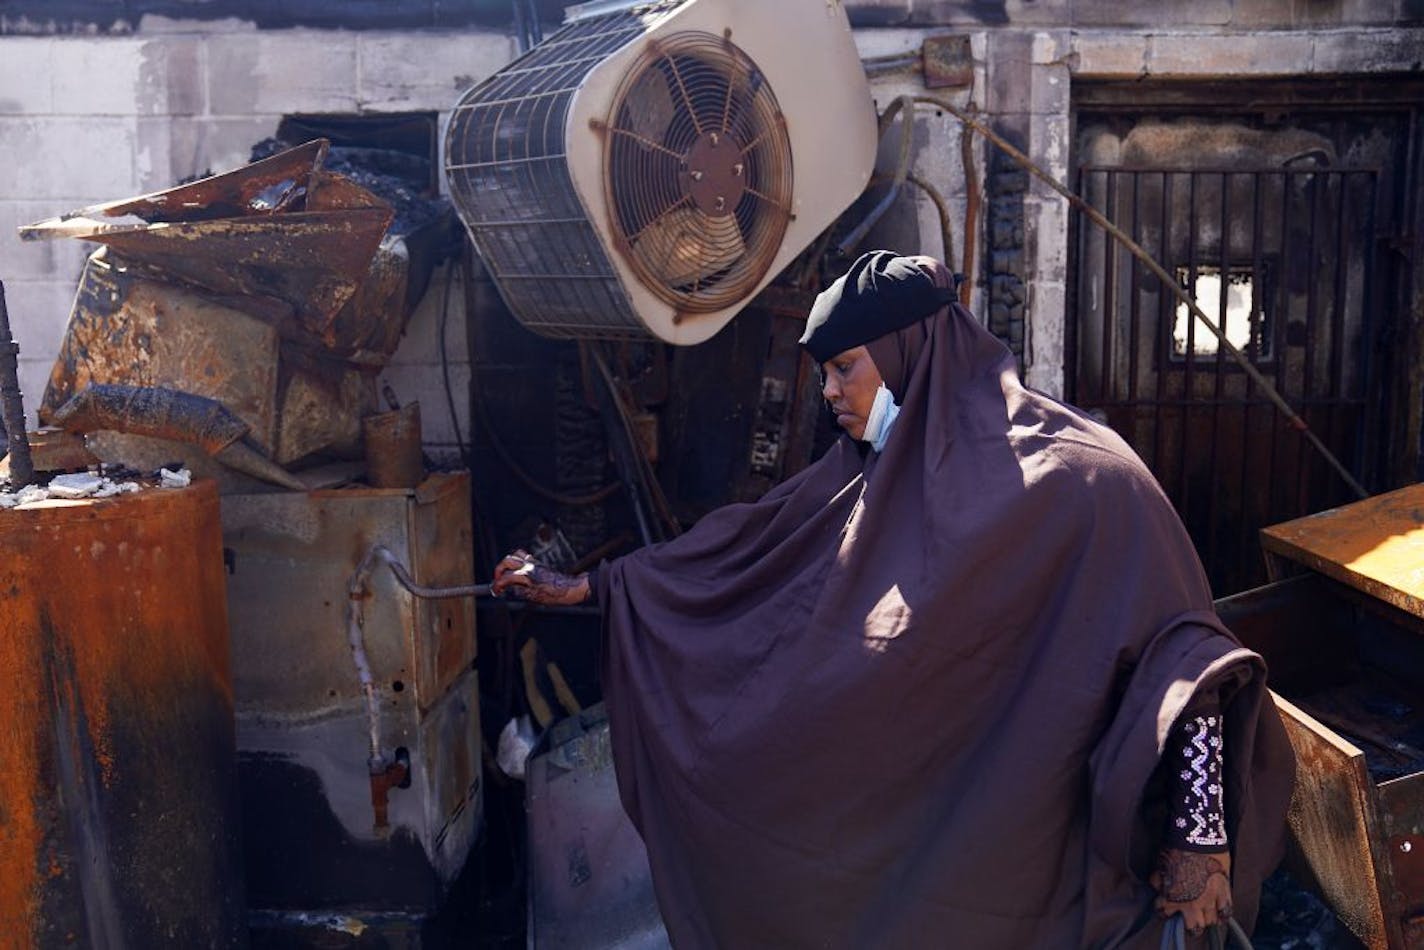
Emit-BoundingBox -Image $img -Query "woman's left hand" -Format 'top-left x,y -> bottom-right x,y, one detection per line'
1151,848 -> 1232,937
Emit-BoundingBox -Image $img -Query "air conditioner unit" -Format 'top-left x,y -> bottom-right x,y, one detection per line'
444,0 -> 877,344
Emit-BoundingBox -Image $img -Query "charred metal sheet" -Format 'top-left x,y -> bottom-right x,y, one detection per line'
921,34 -> 974,89
19,139 -> 328,232
221,474 -> 481,914
20,140 -> 395,344
50,383 -> 250,454
1260,482 -> 1424,622
85,209 -> 394,342
273,352 -> 376,465
39,253 -> 282,453
527,704 -> 669,950
0,482 -> 246,947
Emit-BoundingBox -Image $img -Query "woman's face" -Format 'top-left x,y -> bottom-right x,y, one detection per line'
820,345 -> 883,441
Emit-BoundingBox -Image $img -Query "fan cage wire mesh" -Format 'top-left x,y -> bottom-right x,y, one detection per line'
444,1 -> 687,339
603,31 -> 793,314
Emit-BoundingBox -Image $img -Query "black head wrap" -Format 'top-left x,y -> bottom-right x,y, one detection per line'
798,250 -> 956,364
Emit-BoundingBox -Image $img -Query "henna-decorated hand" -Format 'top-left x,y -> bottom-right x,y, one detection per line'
491,548 -> 591,606
1151,848 -> 1233,938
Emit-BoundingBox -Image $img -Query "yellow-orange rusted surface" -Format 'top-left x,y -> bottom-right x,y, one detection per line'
1261,482 -> 1424,622
0,481 -> 242,948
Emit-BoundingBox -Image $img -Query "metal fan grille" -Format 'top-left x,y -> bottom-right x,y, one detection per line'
444,1 -> 686,339
603,32 -> 793,314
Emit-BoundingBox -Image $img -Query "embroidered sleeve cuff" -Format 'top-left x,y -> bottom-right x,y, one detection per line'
1165,711 -> 1228,852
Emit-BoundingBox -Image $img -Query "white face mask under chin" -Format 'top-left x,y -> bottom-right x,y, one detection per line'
862,384 -> 900,453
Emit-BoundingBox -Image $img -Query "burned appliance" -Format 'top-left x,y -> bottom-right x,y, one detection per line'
1216,483 -> 1424,949
221,473 -> 482,943
444,0 -> 876,344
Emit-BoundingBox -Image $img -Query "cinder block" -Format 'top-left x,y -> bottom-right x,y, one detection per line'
1073,0 -> 1231,26
1028,112 -> 1070,194
0,116 -> 138,199
1312,30 -> 1424,74
1031,30 -> 1070,64
51,37 -> 147,117
149,36 -> 205,116
986,32 -> 1034,114
1225,0 -> 1296,29
1293,0 -> 1402,27
379,360 -> 471,449
1024,279 -> 1067,397
3,279 -> 75,362
0,39 -> 54,114
358,31 -> 515,112
136,115 -> 282,193
1030,62 -> 1070,115
1071,32 -> 1149,77
207,33 -> 359,115
0,201 -> 91,281
16,357 -> 56,428
1148,33 -> 1313,76
387,263 -> 468,367
1025,194 -> 1069,283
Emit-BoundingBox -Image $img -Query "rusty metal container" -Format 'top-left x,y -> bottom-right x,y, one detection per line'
363,402 -> 425,489
0,481 -> 247,948
219,472 -> 481,944
1217,483 -> 1424,949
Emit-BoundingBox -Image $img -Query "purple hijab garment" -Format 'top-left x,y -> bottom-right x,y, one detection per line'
597,255 -> 1294,948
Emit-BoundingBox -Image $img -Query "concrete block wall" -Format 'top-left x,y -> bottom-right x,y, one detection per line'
0,24 -> 517,454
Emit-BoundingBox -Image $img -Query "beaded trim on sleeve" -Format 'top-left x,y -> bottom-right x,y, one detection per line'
1169,715 -> 1227,849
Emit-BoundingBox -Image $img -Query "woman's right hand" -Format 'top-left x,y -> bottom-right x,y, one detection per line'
491,549 -> 591,606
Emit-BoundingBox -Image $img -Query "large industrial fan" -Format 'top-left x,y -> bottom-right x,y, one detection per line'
444,0 -> 877,344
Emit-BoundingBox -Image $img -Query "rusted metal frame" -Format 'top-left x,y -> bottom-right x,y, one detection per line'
1297,171 -> 1324,513
960,123 -> 980,305
1357,172 -> 1380,486
1064,166 -> 1084,407
1127,173 -> 1142,411
1154,172 -> 1173,483
0,280 -> 33,486
1240,172 -> 1265,581
920,94 -> 1369,498
1181,172 -> 1199,527
1205,172 -> 1231,578
1269,171 -> 1291,525
838,96 -> 916,257
1100,171 -> 1117,404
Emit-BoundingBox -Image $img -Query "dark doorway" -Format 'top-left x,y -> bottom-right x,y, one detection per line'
1069,80 -> 1423,595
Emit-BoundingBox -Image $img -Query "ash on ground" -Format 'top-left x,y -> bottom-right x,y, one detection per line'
1250,868 -> 1363,949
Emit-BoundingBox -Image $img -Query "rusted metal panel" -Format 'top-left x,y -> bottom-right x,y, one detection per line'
921,34 -> 973,89
40,253 -> 282,452
220,473 -> 481,919
1271,693 -> 1391,950
1260,483 -> 1424,623
410,472 -> 477,711
20,139 -> 396,347
0,481 -> 246,948
1378,774 -> 1424,948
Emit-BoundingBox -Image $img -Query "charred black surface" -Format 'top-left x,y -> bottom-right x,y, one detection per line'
239,753 -> 441,911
